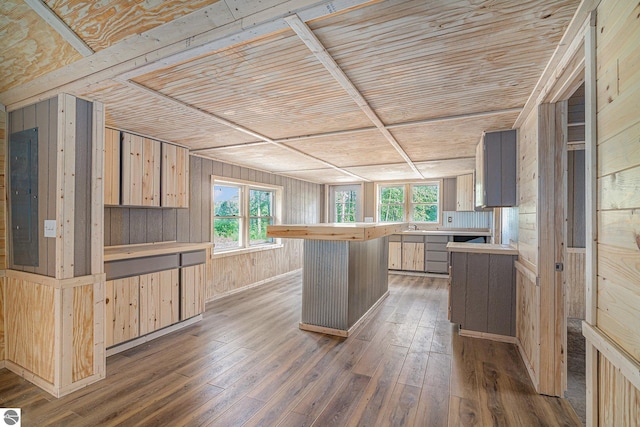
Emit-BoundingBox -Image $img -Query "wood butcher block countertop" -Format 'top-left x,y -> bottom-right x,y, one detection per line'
267,222 -> 407,241
446,242 -> 518,255
104,241 -> 213,262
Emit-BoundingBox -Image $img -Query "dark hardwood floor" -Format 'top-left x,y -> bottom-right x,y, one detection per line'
0,273 -> 582,426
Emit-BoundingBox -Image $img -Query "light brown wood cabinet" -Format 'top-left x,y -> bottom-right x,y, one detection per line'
161,143 -> 189,208
181,264 -> 206,319
105,276 -> 140,347
402,241 -> 425,271
456,173 -> 475,211
139,269 -> 180,335
104,128 -> 121,205
121,133 -> 161,206
388,241 -> 402,269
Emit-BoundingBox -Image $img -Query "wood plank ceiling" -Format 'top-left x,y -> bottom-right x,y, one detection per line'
0,0 -> 581,184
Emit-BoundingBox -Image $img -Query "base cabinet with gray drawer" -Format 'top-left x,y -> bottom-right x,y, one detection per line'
425,235 -> 451,273
104,246 -> 208,348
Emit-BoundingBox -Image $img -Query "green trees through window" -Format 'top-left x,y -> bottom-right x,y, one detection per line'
335,190 -> 357,222
213,181 -> 276,252
379,182 -> 440,223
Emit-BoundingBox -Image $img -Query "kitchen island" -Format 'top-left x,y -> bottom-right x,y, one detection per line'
268,222 -> 406,336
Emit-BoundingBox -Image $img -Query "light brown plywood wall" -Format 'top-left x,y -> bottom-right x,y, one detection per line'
593,0 -> 640,417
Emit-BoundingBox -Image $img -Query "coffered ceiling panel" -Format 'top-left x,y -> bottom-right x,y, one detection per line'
391,110 -> 521,162
344,163 -> 421,182
133,29 -> 373,140
416,158 -> 476,179
76,80 -> 257,149
308,0 -> 578,124
282,130 -> 405,167
197,144 -> 331,173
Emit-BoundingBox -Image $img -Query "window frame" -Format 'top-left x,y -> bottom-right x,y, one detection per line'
376,181 -> 442,224
212,176 -> 282,255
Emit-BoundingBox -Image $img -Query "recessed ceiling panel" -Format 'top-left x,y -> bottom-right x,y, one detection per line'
197,144 -> 330,173
280,168 -> 363,184
310,0 -> 580,124
392,111 -> 520,162
345,163 -> 421,182
77,80 -> 256,149
133,30 -> 373,140
416,158 -> 476,179
282,130 -> 405,167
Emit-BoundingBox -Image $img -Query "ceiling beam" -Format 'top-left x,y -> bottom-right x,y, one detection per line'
23,0 -> 94,57
116,78 -> 370,182
284,14 -> 425,180
3,0 -> 378,110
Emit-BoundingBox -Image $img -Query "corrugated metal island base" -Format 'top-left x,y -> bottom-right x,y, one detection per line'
267,222 -> 406,336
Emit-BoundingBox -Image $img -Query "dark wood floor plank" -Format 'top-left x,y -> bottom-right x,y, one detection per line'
0,272 -> 581,427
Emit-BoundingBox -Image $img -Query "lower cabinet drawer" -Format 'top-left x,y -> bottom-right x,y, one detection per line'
427,251 -> 449,262
426,261 -> 449,273
426,242 -> 448,252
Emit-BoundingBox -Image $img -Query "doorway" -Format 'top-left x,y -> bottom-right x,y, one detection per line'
564,83 -> 586,424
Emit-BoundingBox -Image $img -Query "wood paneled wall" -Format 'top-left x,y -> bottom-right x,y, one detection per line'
594,0 -> 640,418
598,353 -> 640,425
515,262 -> 540,390
106,154 -> 322,300
8,98 -> 93,277
517,109 -> 539,272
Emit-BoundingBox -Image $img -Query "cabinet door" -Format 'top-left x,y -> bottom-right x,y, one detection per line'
139,269 -> 179,335
181,264 -> 205,319
161,144 -> 190,208
456,173 -> 474,211
402,242 -> 425,271
104,128 -> 121,205
121,133 -> 161,206
388,241 -> 402,269
105,276 -> 139,347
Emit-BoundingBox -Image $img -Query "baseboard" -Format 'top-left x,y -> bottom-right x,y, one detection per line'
389,270 -> 448,278
459,329 -> 518,344
4,360 -> 57,397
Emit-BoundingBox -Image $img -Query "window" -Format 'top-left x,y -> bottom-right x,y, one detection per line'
212,178 -> 280,253
378,182 -> 440,224
411,183 -> 439,223
379,185 -> 405,222
330,184 -> 362,223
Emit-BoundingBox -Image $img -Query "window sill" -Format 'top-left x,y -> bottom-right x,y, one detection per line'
212,243 -> 284,259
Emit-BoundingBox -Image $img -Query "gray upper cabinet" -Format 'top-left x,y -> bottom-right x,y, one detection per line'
475,129 -> 517,208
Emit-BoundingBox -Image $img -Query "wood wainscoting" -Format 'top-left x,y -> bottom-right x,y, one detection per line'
565,248 -> 585,319
3,270 -> 105,397
515,260 -> 541,392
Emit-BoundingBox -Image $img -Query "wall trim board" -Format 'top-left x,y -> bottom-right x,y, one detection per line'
514,260 -> 538,285
459,329 -> 518,344
516,338 -> 540,392
3,360 -> 56,396
205,268 -> 302,304
4,269 -> 105,289
55,93 -> 76,280
584,10 -> 598,426
582,322 -> 640,392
